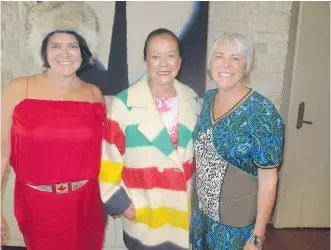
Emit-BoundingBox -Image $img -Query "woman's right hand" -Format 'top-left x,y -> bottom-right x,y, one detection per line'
1,215 -> 8,245
123,202 -> 136,220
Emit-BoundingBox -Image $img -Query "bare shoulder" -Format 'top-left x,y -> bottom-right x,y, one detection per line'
2,76 -> 30,115
2,76 -> 29,101
89,83 -> 105,104
3,76 -> 27,91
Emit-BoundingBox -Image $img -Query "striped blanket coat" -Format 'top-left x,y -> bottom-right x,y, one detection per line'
99,77 -> 198,250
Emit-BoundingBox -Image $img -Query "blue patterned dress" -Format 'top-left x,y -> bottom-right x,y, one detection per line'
190,89 -> 284,250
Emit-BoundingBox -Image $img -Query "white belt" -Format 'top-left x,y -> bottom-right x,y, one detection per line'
26,180 -> 88,194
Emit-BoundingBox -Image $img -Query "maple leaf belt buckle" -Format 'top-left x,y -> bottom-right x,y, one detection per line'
52,182 -> 72,194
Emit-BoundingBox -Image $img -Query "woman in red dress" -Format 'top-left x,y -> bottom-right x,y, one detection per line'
1,29 -> 107,250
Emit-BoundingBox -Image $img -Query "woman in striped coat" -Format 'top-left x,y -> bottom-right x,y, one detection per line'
99,28 -> 199,250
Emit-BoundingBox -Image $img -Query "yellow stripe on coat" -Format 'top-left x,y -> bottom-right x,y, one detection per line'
134,206 -> 189,231
99,160 -> 123,184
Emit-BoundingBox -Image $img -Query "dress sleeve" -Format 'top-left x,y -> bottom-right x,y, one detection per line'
252,107 -> 284,169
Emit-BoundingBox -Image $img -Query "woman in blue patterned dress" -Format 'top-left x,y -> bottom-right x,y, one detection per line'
190,32 -> 284,250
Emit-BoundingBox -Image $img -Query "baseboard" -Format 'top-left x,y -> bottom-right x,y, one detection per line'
3,240 -> 126,250
1,247 -> 26,250
2,247 -> 125,250
3,239 -> 25,247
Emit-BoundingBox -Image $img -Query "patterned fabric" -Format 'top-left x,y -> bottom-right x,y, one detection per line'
190,88 -> 284,249
100,77 -> 199,249
154,97 -> 179,149
194,127 -> 227,222
193,89 -> 284,177
190,205 -> 254,250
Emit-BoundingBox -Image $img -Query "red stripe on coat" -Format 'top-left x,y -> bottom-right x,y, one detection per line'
122,159 -> 194,191
104,118 -> 125,156
183,158 -> 194,181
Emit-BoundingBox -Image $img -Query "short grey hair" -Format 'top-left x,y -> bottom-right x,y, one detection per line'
207,32 -> 253,73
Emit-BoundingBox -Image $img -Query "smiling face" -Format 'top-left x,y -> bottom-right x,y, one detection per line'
210,40 -> 247,91
145,34 -> 181,86
46,32 -> 82,76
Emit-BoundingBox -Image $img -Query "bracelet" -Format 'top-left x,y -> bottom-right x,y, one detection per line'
248,231 -> 266,249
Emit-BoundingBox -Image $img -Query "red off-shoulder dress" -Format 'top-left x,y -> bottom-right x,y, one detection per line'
10,98 -> 107,250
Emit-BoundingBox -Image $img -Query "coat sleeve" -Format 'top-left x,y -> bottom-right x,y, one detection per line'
99,95 -> 131,216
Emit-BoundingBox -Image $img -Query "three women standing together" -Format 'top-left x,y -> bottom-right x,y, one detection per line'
1,26 -> 283,250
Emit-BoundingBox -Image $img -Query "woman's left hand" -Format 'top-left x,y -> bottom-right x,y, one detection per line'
243,241 -> 260,250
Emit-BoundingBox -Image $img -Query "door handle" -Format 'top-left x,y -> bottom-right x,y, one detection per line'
296,102 -> 313,129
